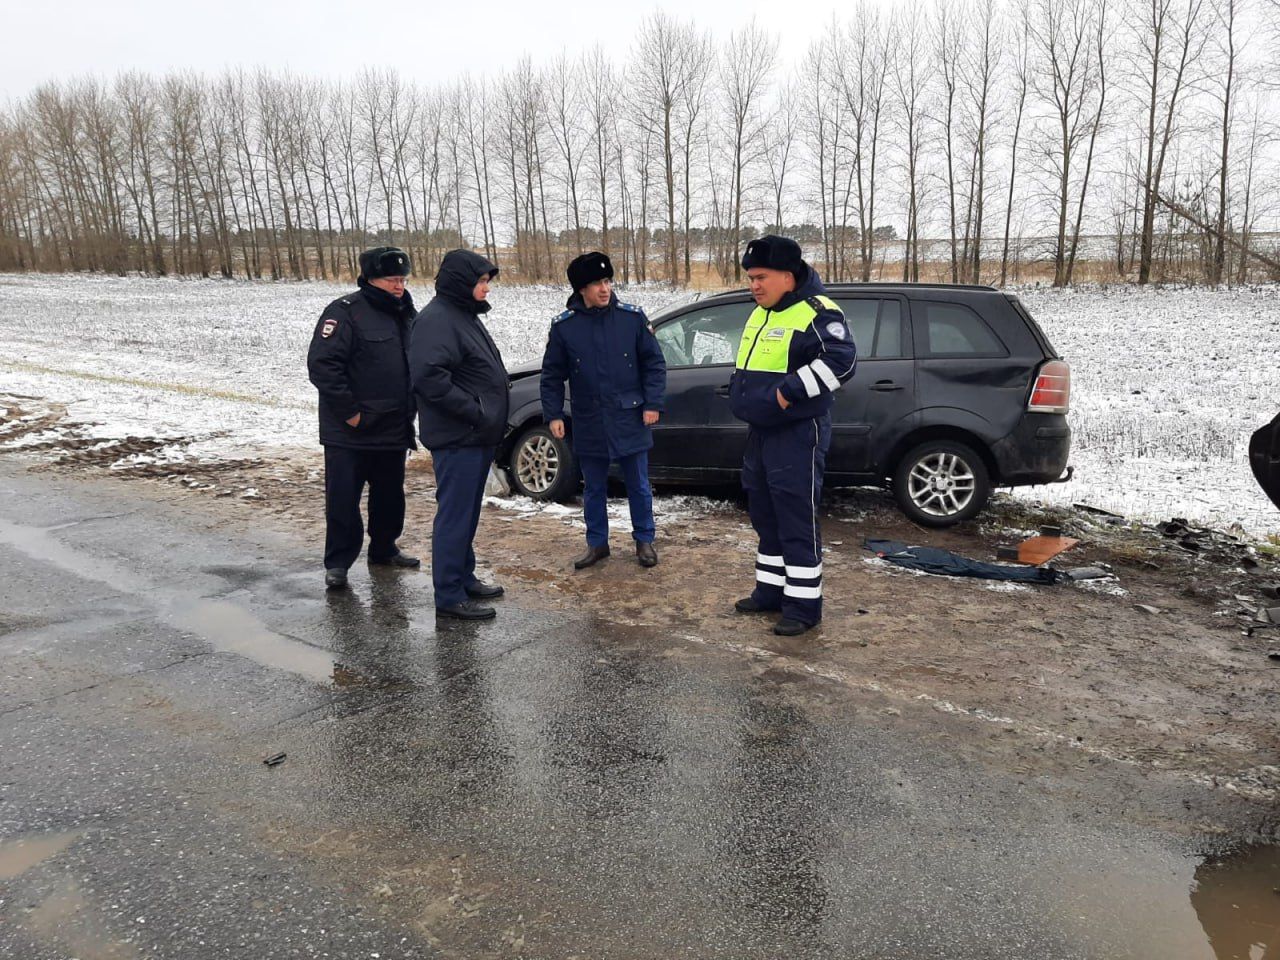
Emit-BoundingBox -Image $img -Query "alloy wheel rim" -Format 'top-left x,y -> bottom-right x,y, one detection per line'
907,452 -> 976,517
515,434 -> 560,494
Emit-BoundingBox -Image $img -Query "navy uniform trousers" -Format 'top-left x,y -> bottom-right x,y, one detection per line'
578,451 -> 656,548
430,444 -> 495,609
744,416 -> 831,626
323,445 -> 407,570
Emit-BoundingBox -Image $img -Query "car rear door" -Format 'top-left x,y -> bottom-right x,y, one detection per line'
911,296 -> 1028,447
827,295 -> 916,477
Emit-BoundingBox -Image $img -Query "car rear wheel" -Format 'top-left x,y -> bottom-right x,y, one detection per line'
507,425 -> 578,502
892,440 -> 991,527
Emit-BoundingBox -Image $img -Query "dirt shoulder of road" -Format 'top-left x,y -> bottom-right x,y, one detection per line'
4,395 -> 1278,814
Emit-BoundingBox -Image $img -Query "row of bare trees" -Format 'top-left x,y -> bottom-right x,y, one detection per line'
1,0 -> 1277,287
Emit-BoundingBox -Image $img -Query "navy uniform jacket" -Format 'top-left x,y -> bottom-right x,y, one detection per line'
539,292 -> 667,459
307,284 -> 417,450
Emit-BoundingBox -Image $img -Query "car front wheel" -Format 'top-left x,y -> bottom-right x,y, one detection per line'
892,439 -> 992,527
507,425 -> 578,501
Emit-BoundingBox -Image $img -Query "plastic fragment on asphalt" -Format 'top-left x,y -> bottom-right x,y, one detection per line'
263,752 -> 287,767
1135,604 -> 1162,615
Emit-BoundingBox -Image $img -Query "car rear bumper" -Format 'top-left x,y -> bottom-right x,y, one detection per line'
991,414 -> 1072,486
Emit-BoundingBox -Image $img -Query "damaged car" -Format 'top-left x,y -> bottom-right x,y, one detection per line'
498,283 -> 1073,527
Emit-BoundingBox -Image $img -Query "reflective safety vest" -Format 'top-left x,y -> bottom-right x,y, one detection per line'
735,295 -> 842,373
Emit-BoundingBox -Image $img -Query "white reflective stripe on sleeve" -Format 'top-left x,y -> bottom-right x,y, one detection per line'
785,563 -> 823,579
797,365 -> 820,398
756,570 -> 786,586
811,358 -> 841,390
784,584 -> 823,599
757,553 -> 784,567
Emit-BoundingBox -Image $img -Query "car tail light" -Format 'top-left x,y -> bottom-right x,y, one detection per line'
1028,360 -> 1070,414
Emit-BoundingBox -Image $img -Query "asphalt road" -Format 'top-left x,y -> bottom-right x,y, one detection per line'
0,460 -> 1273,959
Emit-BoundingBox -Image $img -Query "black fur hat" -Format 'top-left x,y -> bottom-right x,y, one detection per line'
567,251 -> 614,291
741,235 -> 806,279
358,246 -> 412,281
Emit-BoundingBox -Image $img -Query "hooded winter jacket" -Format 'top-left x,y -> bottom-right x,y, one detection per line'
409,250 -> 510,449
729,266 -> 857,430
307,282 -> 418,450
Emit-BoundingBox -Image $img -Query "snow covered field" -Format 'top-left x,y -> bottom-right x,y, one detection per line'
0,272 -> 1276,536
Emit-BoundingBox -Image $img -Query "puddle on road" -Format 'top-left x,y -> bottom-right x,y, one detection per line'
0,830 -> 81,879
0,517 -> 338,685
165,599 -> 336,685
1191,843 -> 1280,960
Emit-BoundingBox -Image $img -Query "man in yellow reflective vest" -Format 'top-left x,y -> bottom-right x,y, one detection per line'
730,236 -> 857,636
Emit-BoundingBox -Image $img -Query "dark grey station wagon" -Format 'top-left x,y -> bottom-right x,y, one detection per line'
497,283 -> 1072,527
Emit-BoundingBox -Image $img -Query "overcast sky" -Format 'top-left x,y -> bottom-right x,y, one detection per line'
1,0 -> 865,100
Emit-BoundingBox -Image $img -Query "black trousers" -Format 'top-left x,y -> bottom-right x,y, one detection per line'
323,445 -> 407,570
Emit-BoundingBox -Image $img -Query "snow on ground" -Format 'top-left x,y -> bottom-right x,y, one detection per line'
0,273 -> 1276,536
1013,284 -> 1279,535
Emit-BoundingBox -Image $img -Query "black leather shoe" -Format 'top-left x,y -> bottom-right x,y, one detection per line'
574,544 -> 611,569
773,617 -> 816,637
369,552 -> 421,568
436,600 -> 496,621
325,568 -> 349,590
734,597 -> 778,614
465,581 -> 505,600
636,541 -> 658,567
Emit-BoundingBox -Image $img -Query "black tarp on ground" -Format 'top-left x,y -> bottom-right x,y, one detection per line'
864,539 -> 1063,585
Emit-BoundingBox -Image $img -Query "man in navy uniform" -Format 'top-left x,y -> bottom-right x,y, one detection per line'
307,246 -> 420,590
540,252 -> 667,569
730,236 -> 857,636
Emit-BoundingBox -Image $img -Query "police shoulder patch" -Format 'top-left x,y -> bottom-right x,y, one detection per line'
826,321 -> 848,339
618,302 -> 642,314
552,309 -> 574,324
320,317 -> 339,338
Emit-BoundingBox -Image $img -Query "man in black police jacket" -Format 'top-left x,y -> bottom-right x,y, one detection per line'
307,246 -> 420,590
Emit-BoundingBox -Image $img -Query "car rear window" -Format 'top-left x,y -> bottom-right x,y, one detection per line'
834,298 -> 907,359
1005,295 -> 1059,358
918,301 -> 1008,357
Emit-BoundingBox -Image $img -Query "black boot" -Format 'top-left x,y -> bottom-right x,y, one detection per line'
466,581 -> 505,600
437,600 -> 496,621
636,541 -> 658,567
574,544 -> 611,569
325,568 -> 349,590
369,552 -> 420,568
773,618 -> 815,637
734,596 -> 778,614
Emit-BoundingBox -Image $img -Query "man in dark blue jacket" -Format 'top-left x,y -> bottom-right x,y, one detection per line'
307,246 -> 420,591
730,236 -> 857,636
409,249 -> 508,621
540,252 -> 667,569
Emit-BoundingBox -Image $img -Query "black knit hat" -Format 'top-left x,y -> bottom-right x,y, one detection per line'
567,251 -> 614,291
741,235 -> 806,278
358,246 -> 412,281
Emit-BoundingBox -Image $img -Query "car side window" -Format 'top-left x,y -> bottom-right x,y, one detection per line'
920,301 -> 1008,357
833,298 -> 908,359
653,302 -> 755,368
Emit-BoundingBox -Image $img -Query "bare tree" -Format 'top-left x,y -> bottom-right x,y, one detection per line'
719,19 -> 777,282
1132,0 -> 1207,284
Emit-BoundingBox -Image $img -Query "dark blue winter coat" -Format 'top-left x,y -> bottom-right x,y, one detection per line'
539,292 -> 667,459
409,250 -> 509,450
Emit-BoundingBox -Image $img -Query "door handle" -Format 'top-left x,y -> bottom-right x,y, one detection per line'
715,384 -> 731,398
871,380 -> 904,392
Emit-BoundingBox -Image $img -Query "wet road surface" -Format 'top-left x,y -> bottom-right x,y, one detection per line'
0,462 -> 1276,959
